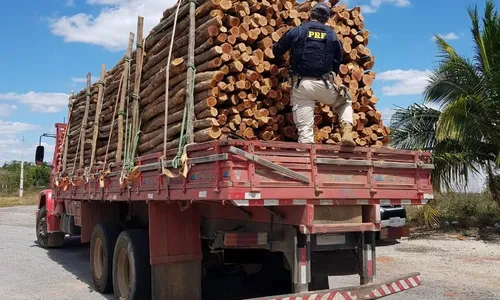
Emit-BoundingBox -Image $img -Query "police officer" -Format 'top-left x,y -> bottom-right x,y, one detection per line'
272,2 -> 356,147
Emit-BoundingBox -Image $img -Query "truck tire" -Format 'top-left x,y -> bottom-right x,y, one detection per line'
90,222 -> 122,293
113,229 -> 151,300
36,206 -> 64,248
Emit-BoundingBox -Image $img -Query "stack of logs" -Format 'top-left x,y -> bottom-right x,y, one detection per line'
61,0 -> 389,172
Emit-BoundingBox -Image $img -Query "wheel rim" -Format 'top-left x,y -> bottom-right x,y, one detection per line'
93,238 -> 104,280
37,216 -> 48,242
116,247 -> 131,297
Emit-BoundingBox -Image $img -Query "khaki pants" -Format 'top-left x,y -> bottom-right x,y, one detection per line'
291,77 -> 354,144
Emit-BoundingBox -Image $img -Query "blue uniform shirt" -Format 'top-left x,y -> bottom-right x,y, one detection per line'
273,21 -> 343,77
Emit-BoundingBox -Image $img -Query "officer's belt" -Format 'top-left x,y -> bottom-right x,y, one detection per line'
292,75 -> 324,80
292,74 -> 331,89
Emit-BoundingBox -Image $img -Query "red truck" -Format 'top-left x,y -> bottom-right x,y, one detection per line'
35,122 -> 433,300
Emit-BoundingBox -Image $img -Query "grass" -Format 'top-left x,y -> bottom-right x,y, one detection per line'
0,191 -> 40,208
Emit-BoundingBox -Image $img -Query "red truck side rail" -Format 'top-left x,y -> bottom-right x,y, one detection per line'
56,140 -> 434,206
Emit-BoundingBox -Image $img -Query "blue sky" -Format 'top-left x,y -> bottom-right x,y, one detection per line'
0,0 -> 488,164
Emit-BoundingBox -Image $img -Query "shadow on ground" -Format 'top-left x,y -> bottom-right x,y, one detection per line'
376,239 -> 400,247
39,236 -> 113,300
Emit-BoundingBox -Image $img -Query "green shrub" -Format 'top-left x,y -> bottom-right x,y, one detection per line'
407,200 -> 441,228
407,192 -> 500,228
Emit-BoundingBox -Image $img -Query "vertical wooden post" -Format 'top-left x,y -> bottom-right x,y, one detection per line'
116,32 -> 135,163
90,64 -> 106,170
186,0 -> 196,144
62,90 -> 74,173
79,73 -> 91,169
132,16 -> 145,156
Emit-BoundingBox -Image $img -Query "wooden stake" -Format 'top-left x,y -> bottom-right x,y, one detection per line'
62,91 -> 74,172
187,0 -> 197,144
79,73 -> 92,168
116,32 -> 135,163
131,16 -> 145,158
89,64 -> 106,170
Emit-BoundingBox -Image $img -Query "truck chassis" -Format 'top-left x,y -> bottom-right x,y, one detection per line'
37,136 -> 433,299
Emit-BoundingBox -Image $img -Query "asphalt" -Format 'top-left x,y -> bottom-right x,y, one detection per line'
0,205 -> 109,300
0,205 -> 499,300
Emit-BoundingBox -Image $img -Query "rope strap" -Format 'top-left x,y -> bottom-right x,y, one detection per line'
136,42 -> 144,49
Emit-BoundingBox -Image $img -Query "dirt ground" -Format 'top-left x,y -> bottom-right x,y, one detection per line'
1,205 -> 499,299
330,231 -> 500,299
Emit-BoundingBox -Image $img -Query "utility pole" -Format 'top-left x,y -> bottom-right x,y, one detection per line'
19,137 -> 25,198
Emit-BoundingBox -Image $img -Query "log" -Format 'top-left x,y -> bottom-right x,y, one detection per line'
64,1 -> 388,163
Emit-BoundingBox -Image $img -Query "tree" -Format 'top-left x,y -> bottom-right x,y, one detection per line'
0,161 -> 51,195
390,0 -> 500,202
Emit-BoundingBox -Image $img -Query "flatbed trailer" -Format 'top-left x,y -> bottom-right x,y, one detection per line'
36,123 -> 433,300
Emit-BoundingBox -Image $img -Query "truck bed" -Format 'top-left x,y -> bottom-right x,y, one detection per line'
57,140 -> 434,206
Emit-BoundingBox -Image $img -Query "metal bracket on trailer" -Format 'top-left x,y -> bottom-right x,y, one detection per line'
246,272 -> 422,300
136,153 -> 229,173
316,158 -> 435,169
229,146 -> 310,184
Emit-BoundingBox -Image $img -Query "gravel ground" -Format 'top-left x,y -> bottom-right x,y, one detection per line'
330,234 -> 500,299
0,205 -> 499,300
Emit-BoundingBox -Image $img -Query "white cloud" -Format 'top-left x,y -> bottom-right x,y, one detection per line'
379,107 -> 396,123
0,121 -> 51,164
0,140 -> 55,165
0,105 -> 18,117
362,0 -> 411,14
377,0 -> 411,7
49,0 -> 174,51
432,32 -> 460,41
72,76 -> 100,83
377,69 -> 432,96
0,92 -> 69,113
65,0 -> 75,7
361,5 -> 378,13
0,121 -> 40,136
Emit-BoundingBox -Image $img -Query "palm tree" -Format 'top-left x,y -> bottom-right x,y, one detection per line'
390,0 -> 500,201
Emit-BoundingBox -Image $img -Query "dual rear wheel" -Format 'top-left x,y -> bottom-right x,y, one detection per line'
90,223 -> 151,300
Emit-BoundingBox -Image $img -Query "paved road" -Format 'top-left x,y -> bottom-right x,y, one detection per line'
0,205 -> 499,300
0,206 -> 109,300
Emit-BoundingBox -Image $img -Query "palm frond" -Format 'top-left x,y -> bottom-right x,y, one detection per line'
424,54 -> 483,108
394,2 -> 500,196
389,104 -> 439,150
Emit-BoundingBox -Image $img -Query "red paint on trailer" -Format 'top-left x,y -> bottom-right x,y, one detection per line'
380,226 -> 410,240
197,202 -> 314,226
56,140 -> 433,207
148,202 -> 202,265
